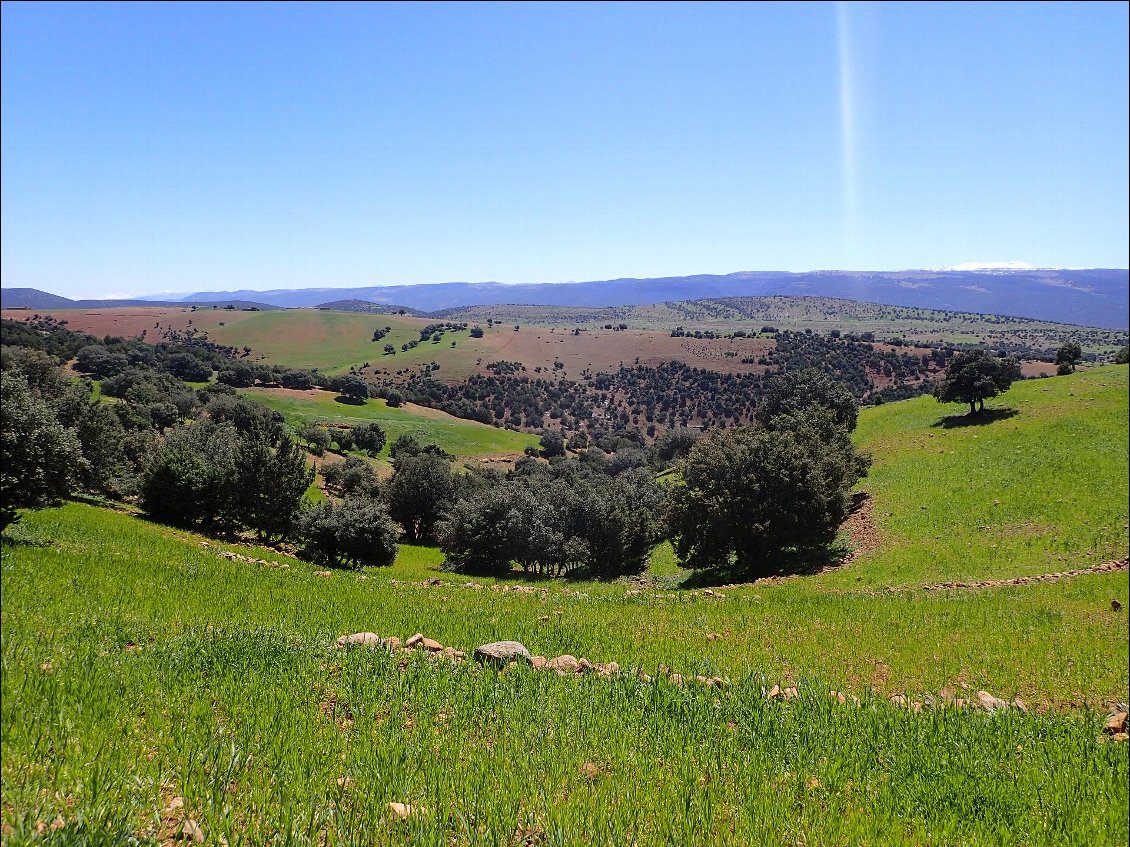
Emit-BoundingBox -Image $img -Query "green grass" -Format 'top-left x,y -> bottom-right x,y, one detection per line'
840,366 -> 1129,587
2,503 -> 1127,844
244,387 -> 538,458
2,368 -> 1128,844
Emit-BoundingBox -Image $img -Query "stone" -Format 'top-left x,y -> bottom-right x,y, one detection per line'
705,632 -> 722,641
177,820 -> 204,843
387,802 -> 421,820
783,686 -> 799,700
335,632 -> 385,649
580,761 -> 603,779
1111,732 -> 1129,742
766,684 -> 782,700
976,690 -> 1009,712
405,633 -> 443,651
313,570 -> 333,577
474,641 -> 532,666
1113,599 -> 1123,612
1104,712 -> 1128,735
530,655 -> 547,669
546,655 -> 580,674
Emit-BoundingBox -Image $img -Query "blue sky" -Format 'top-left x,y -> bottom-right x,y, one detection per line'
2,1 -> 1127,299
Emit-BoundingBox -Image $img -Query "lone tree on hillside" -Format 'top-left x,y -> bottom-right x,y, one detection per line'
933,349 -> 1021,415
1055,342 -> 1082,375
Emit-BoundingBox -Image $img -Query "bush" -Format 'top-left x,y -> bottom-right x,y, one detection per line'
298,497 -> 399,569
387,453 -> 458,542
1,371 -> 86,530
666,420 -> 868,574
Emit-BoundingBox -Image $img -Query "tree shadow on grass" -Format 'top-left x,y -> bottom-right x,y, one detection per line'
678,541 -> 853,589
932,407 -> 1019,429
333,394 -> 367,406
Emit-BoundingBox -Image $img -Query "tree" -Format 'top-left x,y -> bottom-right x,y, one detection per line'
139,420 -> 242,530
469,326 -> 485,338
386,453 -> 458,542
1055,342 -> 1082,374
1115,345 -> 1130,365
539,429 -> 565,458
933,349 -> 1021,415
299,424 -> 332,456
755,368 -> 858,431
352,422 -> 387,457
1,372 -> 86,530
233,435 -> 314,541
322,455 -> 380,497
654,427 -> 699,463
162,351 -> 213,382
298,497 -> 399,569
666,420 -> 869,574
329,373 -> 369,404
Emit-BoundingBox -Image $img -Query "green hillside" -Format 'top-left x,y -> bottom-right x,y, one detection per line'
243,388 -> 538,458
2,368 -> 1127,843
841,365 -> 1129,586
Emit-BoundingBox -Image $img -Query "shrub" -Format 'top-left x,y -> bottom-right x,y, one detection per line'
298,497 -> 398,569
1,372 -> 86,530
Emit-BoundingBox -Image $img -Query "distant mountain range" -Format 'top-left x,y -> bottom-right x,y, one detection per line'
2,268 -> 1126,329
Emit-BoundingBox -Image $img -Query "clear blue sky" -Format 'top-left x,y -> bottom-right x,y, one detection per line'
2,1 -> 1127,299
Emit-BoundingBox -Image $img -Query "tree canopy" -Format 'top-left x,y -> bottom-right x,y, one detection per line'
933,349 -> 1021,414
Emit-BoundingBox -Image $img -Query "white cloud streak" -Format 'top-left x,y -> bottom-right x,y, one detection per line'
837,1 -> 858,256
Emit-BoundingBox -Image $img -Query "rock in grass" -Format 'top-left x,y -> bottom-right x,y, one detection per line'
976,690 -> 1010,712
546,655 -> 580,674
335,632 -> 384,649
405,633 -> 444,652
177,820 -> 204,842
1104,711 -> 1128,735
388,802 -> 423,820
474,641 -> 532,666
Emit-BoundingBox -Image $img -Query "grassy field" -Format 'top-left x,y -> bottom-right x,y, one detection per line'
1,368 -> 1127,844
243,387 -> 538,459
839,365 -> 1129,586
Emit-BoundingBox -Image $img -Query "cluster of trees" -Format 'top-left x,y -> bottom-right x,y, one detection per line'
666,370 -> 870,571
392,332 -> 949,443
9,307 -> 1080,583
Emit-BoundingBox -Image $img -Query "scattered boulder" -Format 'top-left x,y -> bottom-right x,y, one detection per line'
405,633 -> 444,652
580,761 -> 604,780
176,820 -> 204,843
335,632 -> 391,650
546,655 -> 580,674
387,802 -> 422,821
530,655 -> 547,669
1104,711 -> 1128,735
474,641 -> 532,666
976,690 -> 1010,713
313,570 -> 333,577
